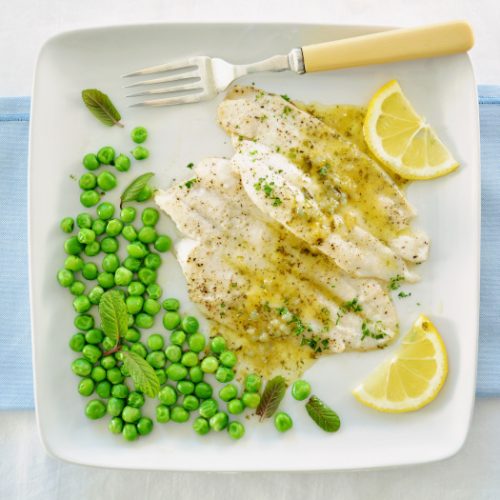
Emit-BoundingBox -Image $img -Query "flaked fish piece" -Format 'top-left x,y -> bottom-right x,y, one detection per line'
217,86 -> 429,273
155,158 -> 398,360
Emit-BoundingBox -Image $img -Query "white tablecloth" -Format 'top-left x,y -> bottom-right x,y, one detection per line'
1,1 -> 499,498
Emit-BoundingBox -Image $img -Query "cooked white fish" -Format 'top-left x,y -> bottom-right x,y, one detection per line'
218,86 -> 429,280
155,158 -> 398,376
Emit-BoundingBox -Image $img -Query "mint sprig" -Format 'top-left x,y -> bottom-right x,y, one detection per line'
81,89 -> 123,127
305,395 -> 341,432
256,376 -> 286,421
122,351 -> 160,398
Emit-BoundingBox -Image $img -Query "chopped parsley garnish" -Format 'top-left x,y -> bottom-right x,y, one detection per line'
318,165 -> 330,176
272,197 -> 282,207
282,105 -> 292,117
249,150 -> 258,156
258,115 -> 268,122
184,178 -> 199,189
389,275 -> 404,290
398,291 -> 412,298
343,297 -> 363,312
186,162 -> 194,169
361,321 -> 387,341
281,94 -> 291,102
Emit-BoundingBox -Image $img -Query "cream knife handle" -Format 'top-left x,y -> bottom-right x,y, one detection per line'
301,21 -> 474,73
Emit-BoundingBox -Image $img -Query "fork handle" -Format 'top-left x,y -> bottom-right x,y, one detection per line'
301,21 -> 474,73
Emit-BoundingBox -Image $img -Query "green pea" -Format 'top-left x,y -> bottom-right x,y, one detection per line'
107,367 -> 124,385
170,330 -> 186,346
85,400 -> 107,420
83,153 -> 100,170
156,369 -> 167,385
72,357 -> 93,377
210,336 -> 227,354
97,272 -> 115,289
158,385 -> 177,406
199,399 -> 218,419
188,333 -> 205,353
57,269 -> 74,287
162,298 -> 180,311
109,417 -> 124,434
244,374 -> 262,393
130,342 -> 148,359
228,421 -> 245,440
274,412 -> 293,432
114,153 -> 131,172
219,351 -> 237,368
189,366 -> 204,383
183,395 -> 199,412
154,235 -> 172,253
122,406 -> 141,423
88,286 -> 104,305
135,312 -> 154,329
101,254 -> 119,273
91,366 -> 106,382
122,423 -> 138,441
131,146 -> 149,160
82,262 -> 98,280
200,356 -> 218,374
170,406 -> 189,423
84,241 -> 101,257
124,328 -> 141,343
77,228 -> 96,245
101,236 -> 119,254
177,380 -> 195,395
291,380 -> 311,401
146,351 -> 166,369
144,253 -> 161,270
123,256 -> 141,272
64,255 -> 84,272
147,333 -> 164,351
102,336 -> 116,351
70,281 -> 85,296
166,363 -> 188,381
114,267 -> 133,286
111,383 -> 129,399
131,126 -> 148,144
96,381 -> 112,399
76,213 -> 93,229
194,382 -> 212,400
219,384 -> 238,402
127,314 -> 135,327
78,378 -> 95,397
138,226 -> 157,244
91,220 -> 105,237
181,351 -> 199,368
69,333 -> 86,352
101,355 -> 116,370
209,412 -> 228,432
120,207 -> 136,223
128,392 -> 145,409
107,397 -> 125,417
64,236 -> 84,255
82,344 -> 102,363
127,281 -> 145,296
137,417 -> 153,436
60,217 -> 74,233
97,170 -> 117,191
74,314 -> 94,331
163,311 -> 181,330
181,316 -> 199,334
80,190 -> 100,207
146,283 -> 162,300
227,399 -> 244,415
215,366 -> 234,383
106,219 -> 123,237
122,225 -> 138,242
97,202 -> 115,220
136,185 -> 153,202
165,345 -> 182,363
193,417 -> 210,435
141,208 -> 159,227
156,404 -> 170,423
79,173 -> 97,190
141,298 -> 159,316
127,241 -> 148,259
97,146 -> 115,165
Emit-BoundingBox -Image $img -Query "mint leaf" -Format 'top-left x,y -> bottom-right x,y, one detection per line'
98,290 -> 128,343
305,395 -> 341,432
256,376 -> 286,421
120,172 -> 155,207
122,351 -> 160,398
81,89 -> 123,127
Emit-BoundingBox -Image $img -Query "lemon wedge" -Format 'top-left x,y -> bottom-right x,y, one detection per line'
363,80 -> 458,180
353,315 -> 448,412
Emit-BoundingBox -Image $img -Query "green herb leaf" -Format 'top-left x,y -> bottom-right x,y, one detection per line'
98,290 -> 128,343
81,89 -> 123,127
121,351 -> 160,398
256,375 -> 286,421
305,395 -> 341,432
120,172 -> 155,208
389,274 -> 404,291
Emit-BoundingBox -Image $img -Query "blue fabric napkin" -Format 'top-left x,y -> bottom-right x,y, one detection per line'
0,90 -> 498,410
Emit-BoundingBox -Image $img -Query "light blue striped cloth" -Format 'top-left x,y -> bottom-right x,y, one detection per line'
0,90 -> 499,409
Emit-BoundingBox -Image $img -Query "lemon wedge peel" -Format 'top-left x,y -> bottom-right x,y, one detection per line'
363,80 -> 459,180
352,314 -> 448,413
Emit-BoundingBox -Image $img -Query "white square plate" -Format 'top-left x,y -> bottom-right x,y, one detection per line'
29,23 -> 480,471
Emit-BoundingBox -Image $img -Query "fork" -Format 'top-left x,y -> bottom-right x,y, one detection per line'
123,20 -> 473,107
